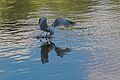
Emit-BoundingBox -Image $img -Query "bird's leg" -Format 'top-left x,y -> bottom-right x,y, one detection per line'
45,37 -> 51,44
39,31 -> 45,37
37,31 -> 44,40
45,32 -> 49,37
39,38 -> 43,43
48,38 -> 51,44
45,37 -> 49,43
36,35 -> 44,43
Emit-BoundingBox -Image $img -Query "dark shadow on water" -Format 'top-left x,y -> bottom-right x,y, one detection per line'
38,36 -> 71,64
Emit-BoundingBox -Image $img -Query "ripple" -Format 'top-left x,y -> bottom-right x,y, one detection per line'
0,0 -> 120,80
0,70 -> 5,73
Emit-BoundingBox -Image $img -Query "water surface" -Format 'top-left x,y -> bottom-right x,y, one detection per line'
0,0 -> 120,80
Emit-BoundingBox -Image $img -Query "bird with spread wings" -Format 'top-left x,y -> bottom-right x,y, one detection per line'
38,17 -> 75,37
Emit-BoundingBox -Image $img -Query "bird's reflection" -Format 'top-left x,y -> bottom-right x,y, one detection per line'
39,39 -> 71,64
40,42 -> 54,63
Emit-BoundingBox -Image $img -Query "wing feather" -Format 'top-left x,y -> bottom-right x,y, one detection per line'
52,18 -> 75,27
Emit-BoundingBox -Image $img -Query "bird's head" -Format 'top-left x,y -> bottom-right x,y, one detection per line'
38,17 -> 48,30
38,17 -> 47,24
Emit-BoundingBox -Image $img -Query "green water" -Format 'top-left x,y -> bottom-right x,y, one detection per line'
0,0 -> 120,80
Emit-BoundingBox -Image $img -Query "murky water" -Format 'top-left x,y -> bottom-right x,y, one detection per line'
0,0 -> 120,80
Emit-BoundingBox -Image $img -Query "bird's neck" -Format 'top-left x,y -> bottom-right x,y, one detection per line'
40,23 -> 47,27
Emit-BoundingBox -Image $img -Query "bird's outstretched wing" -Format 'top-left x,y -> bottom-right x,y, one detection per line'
52,18 -> 75,27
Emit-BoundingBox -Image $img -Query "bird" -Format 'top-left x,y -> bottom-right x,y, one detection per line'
38,17 -> 75,37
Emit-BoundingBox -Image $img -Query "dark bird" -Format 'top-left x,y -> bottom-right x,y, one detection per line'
38,17 -> 75,37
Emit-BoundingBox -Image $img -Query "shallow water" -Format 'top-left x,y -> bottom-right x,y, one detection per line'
0,0 -> 120,80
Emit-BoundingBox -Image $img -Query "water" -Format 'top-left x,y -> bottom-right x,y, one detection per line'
0,0 -> 120,80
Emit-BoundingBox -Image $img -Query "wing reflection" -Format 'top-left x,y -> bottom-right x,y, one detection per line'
39,41 -> 71,64
55,47 -> 71,57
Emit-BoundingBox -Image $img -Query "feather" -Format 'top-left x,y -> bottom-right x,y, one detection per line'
52,18 -> 75,27
38,17 -> 75,36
